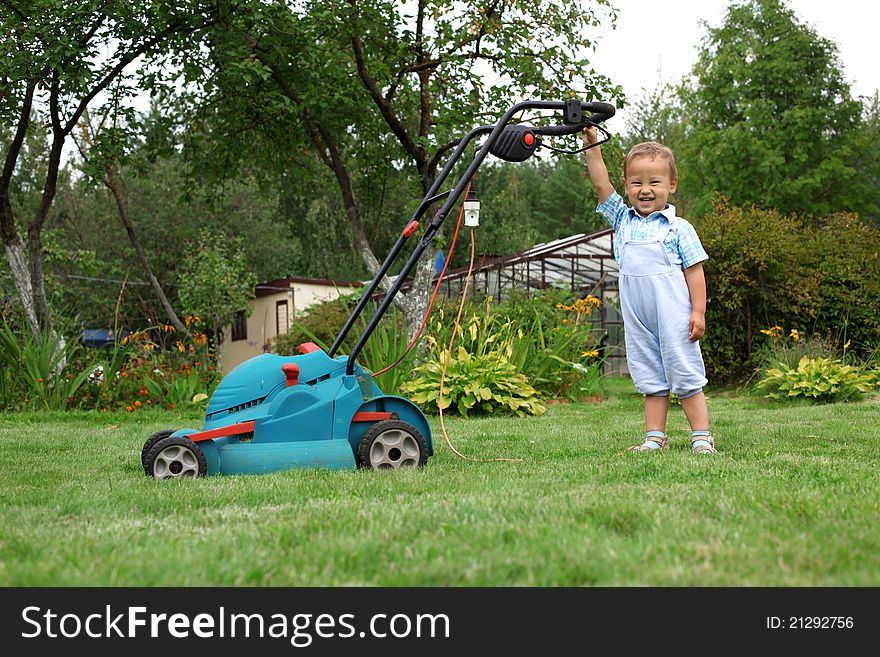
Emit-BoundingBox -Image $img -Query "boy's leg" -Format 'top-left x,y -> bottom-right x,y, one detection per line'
679,391 -> 716,453
645,394 -> 670,433
679,390 -> 708,429
628,394 -> 670,451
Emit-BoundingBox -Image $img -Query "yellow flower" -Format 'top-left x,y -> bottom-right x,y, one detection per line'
581,350 -> 599,358
789,329 -> 799,341
176,340 -> 185,353
760,326 -> 783,338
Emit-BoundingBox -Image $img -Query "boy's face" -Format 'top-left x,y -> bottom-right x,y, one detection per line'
623,155 -> 678,218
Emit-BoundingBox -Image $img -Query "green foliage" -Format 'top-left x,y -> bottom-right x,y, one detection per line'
678,0 -> 861,217
753,329 -> 839,374
178,229 -> 258,344
431,291 -> 607,399
461,158 -> 610,267
0,322 -> 94,411
757,356 -> 877,402
695,201 -> 880,380
73,325 -> 219,413
811,214 -> 880,353
695,201 -> 819,380
273,297 -> 356,356
273,295 -> 414,396
143,366 -> 216,409
401,342 -> 546,418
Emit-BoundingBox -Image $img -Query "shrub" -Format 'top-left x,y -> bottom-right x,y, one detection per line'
694,202 -> 880,382
694,200 -> 820,381
430,292 -> 607,400
273,295 -> 413,395
400,341 -> 545,417
757,356 -> 876,402
273,296 -> 355,355
0,323 -> 95,411
752,326 -> 839,374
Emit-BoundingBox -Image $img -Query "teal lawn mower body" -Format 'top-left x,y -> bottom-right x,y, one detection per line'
141,344 -> 432,477
142,98 -> 614,478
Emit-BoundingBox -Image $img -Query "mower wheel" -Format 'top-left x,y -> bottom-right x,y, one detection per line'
356,419 -> 427,470
144,436 -> 207,479
141,429 -> 176,471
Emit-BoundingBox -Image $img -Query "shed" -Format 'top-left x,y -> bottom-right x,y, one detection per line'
220,276 -> 362,372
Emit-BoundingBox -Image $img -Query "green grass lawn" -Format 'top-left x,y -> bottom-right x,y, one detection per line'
1,378 -> 878,586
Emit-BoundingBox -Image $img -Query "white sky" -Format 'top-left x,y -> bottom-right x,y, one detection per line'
590,0 -> 880,133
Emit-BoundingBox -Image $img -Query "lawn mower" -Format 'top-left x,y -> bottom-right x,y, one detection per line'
142,98 -> 615,478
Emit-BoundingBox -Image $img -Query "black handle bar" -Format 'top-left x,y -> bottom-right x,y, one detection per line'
338,99 -> 616,372
532,102 -> 616,136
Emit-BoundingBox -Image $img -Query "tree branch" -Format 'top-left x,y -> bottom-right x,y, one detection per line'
62,18 -> 195,136
347,3 -> 426,174
0,79 -> 35,192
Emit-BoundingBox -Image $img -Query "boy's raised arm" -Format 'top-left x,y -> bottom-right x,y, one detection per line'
582,127 -> 615,203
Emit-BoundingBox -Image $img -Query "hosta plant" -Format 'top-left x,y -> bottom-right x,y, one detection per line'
757,356 -> 876,402
401,343 -> 545,417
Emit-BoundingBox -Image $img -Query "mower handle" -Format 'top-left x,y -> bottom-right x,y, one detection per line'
340,98 -> 616,373
532,101 -> 616,137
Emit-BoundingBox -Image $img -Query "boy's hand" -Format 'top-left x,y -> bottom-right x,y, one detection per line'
582,126 -> 598,146
688,311 -> 705,341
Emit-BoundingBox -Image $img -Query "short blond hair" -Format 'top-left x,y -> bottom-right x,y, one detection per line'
623,142 -> 678,180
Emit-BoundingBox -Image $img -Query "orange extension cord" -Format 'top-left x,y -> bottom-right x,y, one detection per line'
436,228 -> 522,463
372,184 -> 521,462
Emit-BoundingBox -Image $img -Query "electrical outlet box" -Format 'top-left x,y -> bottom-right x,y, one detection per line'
464,200 -> 480,227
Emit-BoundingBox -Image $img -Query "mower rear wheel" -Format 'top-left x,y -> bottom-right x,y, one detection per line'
141,429 -> 176,471
144,436 -> 207,479
356,420 -> 427,470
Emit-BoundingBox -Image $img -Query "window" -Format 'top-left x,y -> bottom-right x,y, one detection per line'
231,310 -> 247,341
276,300 -> 289,336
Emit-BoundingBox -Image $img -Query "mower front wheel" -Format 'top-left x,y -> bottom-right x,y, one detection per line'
356,420 -> 427,470
141,429 -> 176,472
144,436 -> 207,479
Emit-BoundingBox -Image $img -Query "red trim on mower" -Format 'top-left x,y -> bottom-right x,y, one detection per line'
298,342 -> 321,354
352,412 -> 397,422
403,220 -> 419,237
187,421 -> 256,442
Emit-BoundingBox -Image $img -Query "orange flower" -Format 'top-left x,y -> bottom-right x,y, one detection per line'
134,400 -> 142,408
126,406 -> 133,412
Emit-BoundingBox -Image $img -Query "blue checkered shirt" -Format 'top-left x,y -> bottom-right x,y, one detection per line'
596,191 -> 708,268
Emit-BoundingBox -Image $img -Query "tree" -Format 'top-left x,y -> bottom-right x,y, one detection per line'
846,92 -> 880,223
177,229 -> 258,356
678,0 -> 861,217
190,0 -> 621,339
74,106 -> 189,335
0,0 -> 220,334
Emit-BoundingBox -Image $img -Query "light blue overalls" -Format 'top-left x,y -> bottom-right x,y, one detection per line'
619,218 -> 707,398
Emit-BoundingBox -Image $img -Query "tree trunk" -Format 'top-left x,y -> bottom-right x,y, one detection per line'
26,226 -> 51,334
0,82 -> 39,334
3,237 -> 39,334
104,174 -> 189,335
